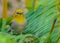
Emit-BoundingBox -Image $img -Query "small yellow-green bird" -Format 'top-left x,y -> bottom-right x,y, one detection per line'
10,9 -> 27,34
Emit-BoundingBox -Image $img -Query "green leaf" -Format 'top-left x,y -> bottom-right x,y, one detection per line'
0,32 -> 17,43
23,0 -> 59,43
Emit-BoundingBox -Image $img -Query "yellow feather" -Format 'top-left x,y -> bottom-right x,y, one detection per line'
13,15 -> 25,24
12,9 -> 26,24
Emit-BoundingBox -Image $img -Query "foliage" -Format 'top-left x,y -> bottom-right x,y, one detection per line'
0,0 -> 60,43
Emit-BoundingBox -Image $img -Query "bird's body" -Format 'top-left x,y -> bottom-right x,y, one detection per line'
10,9 -> 27,33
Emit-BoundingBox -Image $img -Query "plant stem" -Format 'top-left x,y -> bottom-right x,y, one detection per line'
1,0 -> 8,31
50,18 -> 57,34
2,0 -> 8,20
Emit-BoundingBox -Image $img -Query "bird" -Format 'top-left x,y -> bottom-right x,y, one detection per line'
10,9 -> 27,34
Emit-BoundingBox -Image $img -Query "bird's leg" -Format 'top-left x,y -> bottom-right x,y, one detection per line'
10,29 -> 14,34
20,32 -> 23,35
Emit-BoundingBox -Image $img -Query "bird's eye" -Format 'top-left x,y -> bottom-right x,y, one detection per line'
16,12 -> 23,15
16,12 -> 20,14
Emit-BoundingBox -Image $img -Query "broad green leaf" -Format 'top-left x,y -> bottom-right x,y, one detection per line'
23,0 -> 59,43
0,32 -> 17,43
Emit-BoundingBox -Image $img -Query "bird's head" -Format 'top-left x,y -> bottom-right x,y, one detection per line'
15,9 -> 23,16
13,9 -> 26,24
13,9 -> 24,17
16,9 -> 23,14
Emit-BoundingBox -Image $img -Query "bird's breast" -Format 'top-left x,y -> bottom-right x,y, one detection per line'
11,20 -> 27,33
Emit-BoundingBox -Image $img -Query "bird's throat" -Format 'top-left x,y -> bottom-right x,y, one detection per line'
14,15 -> 25,24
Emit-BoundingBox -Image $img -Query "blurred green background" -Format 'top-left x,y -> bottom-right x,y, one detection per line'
0,0 -> 60,43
